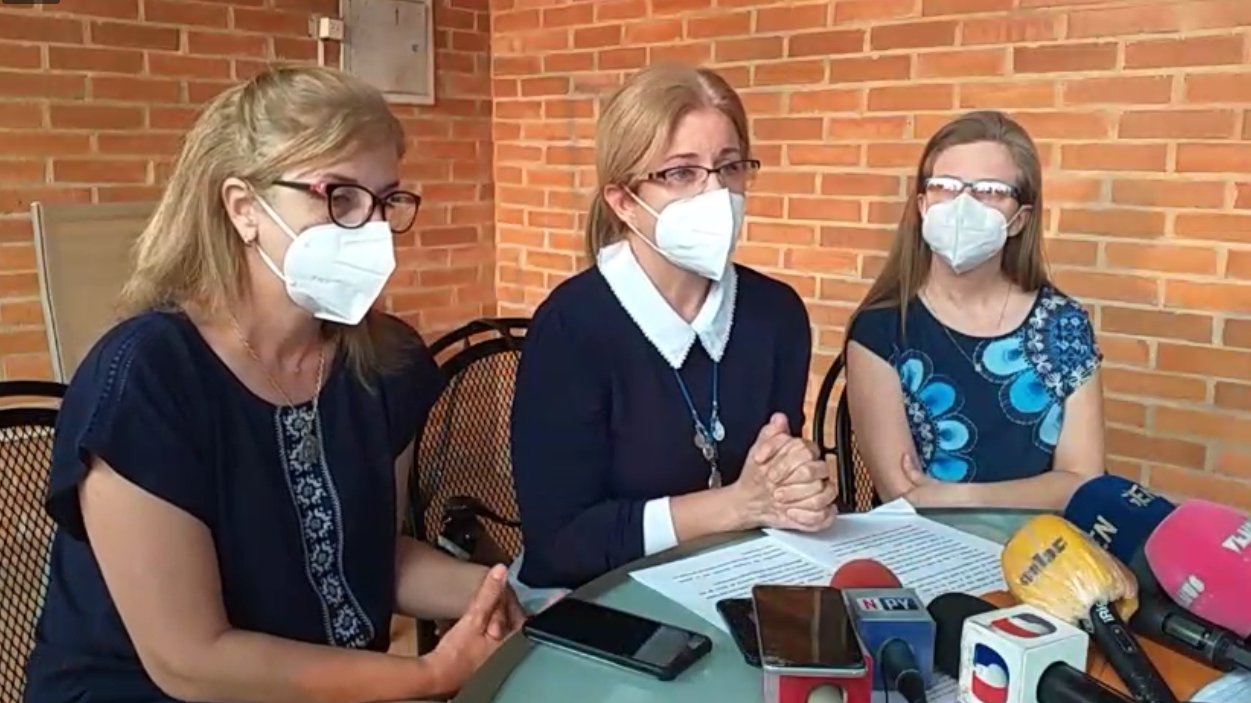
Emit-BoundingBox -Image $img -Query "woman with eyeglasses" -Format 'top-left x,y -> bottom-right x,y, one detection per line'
24,66 -> 523,703
844,111 -> 1105,511
508,64 -> 838,592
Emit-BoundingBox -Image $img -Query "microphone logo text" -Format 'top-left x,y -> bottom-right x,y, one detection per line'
856,596 -> 920,611
1089,515 -> 1116,550
1221,520 -> 1251,554
1121,484 -> 1158,508
1016,536 -> 1066,587
1176,574 -> 1206,608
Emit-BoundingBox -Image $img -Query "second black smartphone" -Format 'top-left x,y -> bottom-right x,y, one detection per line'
716,597 -> 761,667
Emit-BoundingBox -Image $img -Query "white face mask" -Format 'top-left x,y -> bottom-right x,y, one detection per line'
921,192 -> 1015,275
626,187 -> 745,282
252,198 -> 396,325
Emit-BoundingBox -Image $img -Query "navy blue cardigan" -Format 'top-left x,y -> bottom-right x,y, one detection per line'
510,264 -> 812,589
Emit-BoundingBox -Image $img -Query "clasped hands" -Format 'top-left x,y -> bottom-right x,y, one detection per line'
729,412 -> 839,532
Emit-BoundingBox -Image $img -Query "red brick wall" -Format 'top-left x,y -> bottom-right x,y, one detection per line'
0,0 -> 494,380
490,0 -> 1251,508
4,0 -> 1251,508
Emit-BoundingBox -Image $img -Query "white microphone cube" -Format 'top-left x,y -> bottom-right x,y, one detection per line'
957,604 -> 1088,703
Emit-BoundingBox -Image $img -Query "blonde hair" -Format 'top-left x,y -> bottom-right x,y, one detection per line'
585,64 -> 751,260
851,110 -> 1049,334
120,64 -> 411,383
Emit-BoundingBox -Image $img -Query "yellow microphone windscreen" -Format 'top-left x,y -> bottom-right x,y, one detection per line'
1001,514 -> 1138,624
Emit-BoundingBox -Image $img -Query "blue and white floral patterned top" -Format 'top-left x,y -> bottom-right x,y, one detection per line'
847,285 -> 1102,484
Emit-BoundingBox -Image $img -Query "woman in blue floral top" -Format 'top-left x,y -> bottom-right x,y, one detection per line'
845,111 -> 1105,510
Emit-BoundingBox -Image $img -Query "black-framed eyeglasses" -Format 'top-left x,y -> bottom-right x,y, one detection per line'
640,159 -> 762,193
923,176 -> 1020,204
273,180 -> 422,233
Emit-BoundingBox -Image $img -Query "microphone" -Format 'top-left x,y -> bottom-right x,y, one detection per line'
974,587 -> 1230,698
1063,477 -> 1251,673
829,559 -> 902,589
1128,549 -> 1251,673
833,560 -> 932,703
1003,514 -> 1178,703
927,593 -> 1131,703
1144,499 -> 1251,639
1063,475 -> 1176,563
979,585 -> 1229,699
964,604 -> 1091,703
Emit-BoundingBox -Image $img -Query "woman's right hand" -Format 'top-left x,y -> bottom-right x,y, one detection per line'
731,413 -> 836,531
729,413 -> 791,527
424,564 -> 510,695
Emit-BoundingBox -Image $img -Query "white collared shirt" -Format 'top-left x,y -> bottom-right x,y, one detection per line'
596,240 -> 739,555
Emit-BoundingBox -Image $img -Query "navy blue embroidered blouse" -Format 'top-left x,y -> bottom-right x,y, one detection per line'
24,311 -> 442,703
510,253 -> 812,590
848,285 -> 1101,483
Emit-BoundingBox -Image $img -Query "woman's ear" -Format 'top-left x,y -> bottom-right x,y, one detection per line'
221,177 -> 259,244
915,192 -> 927,220
602,183 -> 634,225
1007,205 -> 1032,237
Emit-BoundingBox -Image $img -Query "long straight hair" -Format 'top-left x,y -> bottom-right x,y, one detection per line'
119,65 -> 410,383
849,111 -> 1049,337
584,64 -> 752,260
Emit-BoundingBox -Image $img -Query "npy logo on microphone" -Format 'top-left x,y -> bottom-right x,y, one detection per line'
855,595 -> 921,612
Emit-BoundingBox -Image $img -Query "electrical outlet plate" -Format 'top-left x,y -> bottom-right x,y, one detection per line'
317,17 -> 345,41
339,0 -> 435,106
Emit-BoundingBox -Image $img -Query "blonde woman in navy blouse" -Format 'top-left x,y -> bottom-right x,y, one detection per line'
510,64 -> 840,591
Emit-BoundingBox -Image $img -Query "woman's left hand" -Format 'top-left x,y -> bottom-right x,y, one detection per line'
900,453 -> 943,504
901,453 -> 934,487
484,574 -> 527,641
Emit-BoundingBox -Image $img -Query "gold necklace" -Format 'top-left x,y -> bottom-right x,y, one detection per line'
229,316 -> 326,408
922,283 -> 1011,373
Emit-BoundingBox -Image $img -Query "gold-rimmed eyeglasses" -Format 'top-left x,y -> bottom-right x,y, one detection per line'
639,159 -> 761,196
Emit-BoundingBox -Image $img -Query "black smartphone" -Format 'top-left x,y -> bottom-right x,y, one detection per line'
751,585 -> 868,677
716,597 -> 761,667
523,597 -> 712,681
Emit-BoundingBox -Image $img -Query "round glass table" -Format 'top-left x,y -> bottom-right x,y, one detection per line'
453,508 -> 1041,703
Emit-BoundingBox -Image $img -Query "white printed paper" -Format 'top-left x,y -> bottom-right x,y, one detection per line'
763,515 -> 1007,604
629,537 -> 831,629
864,497 -> 919,516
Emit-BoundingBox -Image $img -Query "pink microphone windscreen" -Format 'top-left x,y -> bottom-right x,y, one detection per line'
1144,498 -> 1251,637
829,559 -> 902,590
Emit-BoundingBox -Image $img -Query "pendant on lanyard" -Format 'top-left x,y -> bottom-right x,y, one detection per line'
674,364 -> 724,489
